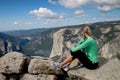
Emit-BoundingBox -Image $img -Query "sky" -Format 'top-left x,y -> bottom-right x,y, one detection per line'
0,0 -> 120,31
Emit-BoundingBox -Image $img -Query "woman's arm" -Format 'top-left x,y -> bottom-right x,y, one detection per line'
76,38 -> 84,46
71,38 -> 92,52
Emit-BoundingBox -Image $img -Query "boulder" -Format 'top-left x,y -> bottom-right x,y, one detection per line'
0,74 -> 6,80
20,74 -> 57,80
68,59 -> 120,80
28,57 -> 63,75
69,59 -> 80,68
0,52 -> 27,74
30,56 -> 50,60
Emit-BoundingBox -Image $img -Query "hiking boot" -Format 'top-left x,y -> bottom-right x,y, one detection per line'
51,62 -> 61,70
62,65 -> 69,71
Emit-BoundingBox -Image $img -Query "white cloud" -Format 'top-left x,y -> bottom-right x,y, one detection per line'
29,7 -> 64,19
48,0 -> 57,4
38,19 -> 65,28
59,0 -> 91,9
13,21 -> 19,25
74,10 -> 85,16
92,17 -> 97,22
97,5 -> 114,12
56,0 -> 120,12
94,0 -> 120,12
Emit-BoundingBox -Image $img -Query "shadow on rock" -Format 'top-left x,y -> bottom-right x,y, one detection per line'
68,57 -> 108,70
0,54 -> 4,58
98,57 -> 108,68
69,64 -> 84,71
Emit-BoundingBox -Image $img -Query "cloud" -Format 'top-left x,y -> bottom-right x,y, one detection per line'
55,0 -> 120,12
29,7 -> 64,19
44,19 -> 64,25
97,5 -> 114,12
48,0 -> 57,4
92,17 -> 97,22
59,0 -> 91,9
74,10 -> 85,16
13,21 -> 19,25
93,0 -> 120,12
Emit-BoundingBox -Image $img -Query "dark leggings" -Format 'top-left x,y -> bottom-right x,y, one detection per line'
71,50 -> 98,70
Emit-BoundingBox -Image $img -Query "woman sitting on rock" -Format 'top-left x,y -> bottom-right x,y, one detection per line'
52,26 -> 99,71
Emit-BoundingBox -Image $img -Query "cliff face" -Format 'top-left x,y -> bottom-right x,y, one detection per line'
23,28 -> 56,57
0,32 -> 22,55
50,23 -> 120,60
0,52 -> 59,80
99,32 -> 120,59
50,28 -> 81,58
50,28 -> 65,58
99,25 -> 120,59
2,20 -> 120,58
0,40 -> 5,54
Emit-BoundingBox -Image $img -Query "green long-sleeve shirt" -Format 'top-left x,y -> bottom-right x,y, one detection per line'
71,37 -> 98,63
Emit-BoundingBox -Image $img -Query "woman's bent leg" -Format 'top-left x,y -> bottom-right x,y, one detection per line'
71,50 -> 98,69
60,55 -> 73,67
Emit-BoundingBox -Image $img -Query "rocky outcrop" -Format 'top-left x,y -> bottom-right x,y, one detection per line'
0,40 -> 5,54
0,52 -> 26,74
50,28 -> 66,58
28,56 -> 63,75
0,74 -> 6,80
0,52 -> 120,80
50,28 -> 81,59
20,74 -> 57,80
48,24 -> 120,80
0,52 -> 65,80
68,59 -> 120,80
100,35 -> 120,59
50,25 -> 120,61
0,39 -> 22,55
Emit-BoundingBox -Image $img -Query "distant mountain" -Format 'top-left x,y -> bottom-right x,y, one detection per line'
2,20 -> 120,58
2,28 -> 49,55
23,28 -> 61,56
4,28 -> 48,39
0,32 -> 22,55
21,20 -> 120,57
50,20 -> 120,60
3,27 -> 62,56
0,32 -> 19,42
